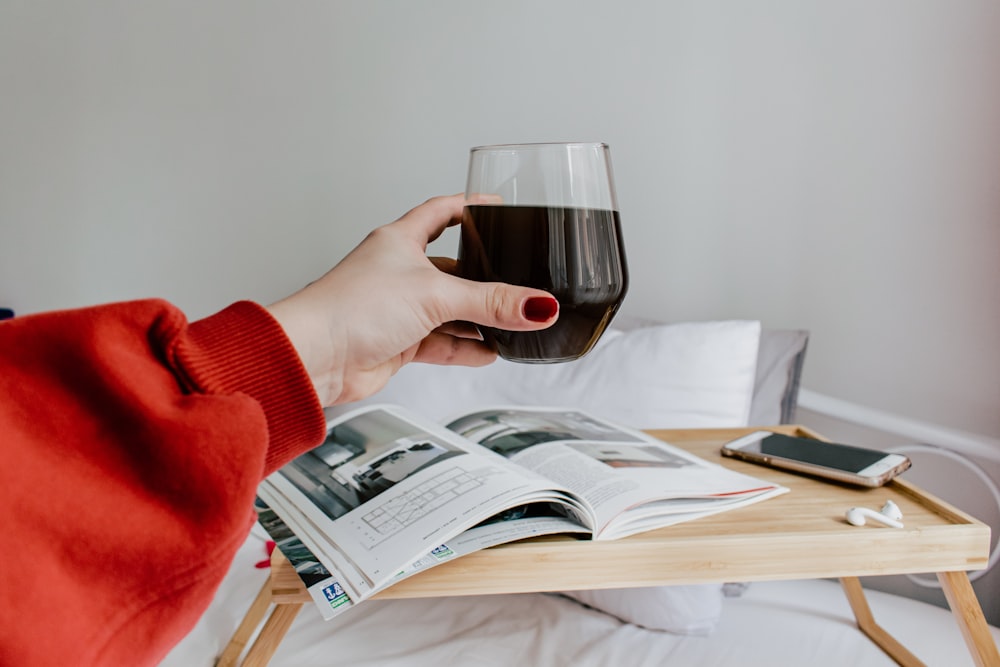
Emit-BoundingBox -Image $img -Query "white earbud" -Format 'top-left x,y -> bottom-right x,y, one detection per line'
880,499 -> 903,521
845,500 -> 904,528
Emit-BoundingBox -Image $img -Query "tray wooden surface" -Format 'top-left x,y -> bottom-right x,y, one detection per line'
348,425 -> 993,600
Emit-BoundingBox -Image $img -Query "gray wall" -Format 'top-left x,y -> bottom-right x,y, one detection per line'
2,1 -> 998,447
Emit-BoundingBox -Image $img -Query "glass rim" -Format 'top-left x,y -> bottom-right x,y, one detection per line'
470,141 -> 609,152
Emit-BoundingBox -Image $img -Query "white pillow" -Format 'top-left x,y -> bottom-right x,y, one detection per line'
361,320 -> 761,429
558,585 -> 723,635
356,319 -> 762,635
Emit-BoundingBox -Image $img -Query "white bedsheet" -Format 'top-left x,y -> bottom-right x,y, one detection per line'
162,529 -> 1000,667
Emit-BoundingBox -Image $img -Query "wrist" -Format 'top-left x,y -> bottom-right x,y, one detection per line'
177,301 -> 326,466
265,297 -> 345,406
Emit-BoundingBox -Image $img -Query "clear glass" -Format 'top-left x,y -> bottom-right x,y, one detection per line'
458,142 -> 629,363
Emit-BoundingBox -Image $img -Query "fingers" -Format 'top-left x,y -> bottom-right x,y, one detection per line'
466,193 -> 504,206
434,320 -> 484,339
391,193 -> 504,247
414,285 -> 559,366
429,256 -> 458,275
441,280 -> 560,332
392,194 -> 466,245
413,331 -> 498,367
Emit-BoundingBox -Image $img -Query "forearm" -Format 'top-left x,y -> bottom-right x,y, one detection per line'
0,299 -> 325,666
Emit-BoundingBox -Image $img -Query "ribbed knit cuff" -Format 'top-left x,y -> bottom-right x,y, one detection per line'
173,301 -> 326,473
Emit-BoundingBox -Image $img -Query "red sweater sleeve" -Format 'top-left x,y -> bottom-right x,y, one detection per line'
0,299 -> 326,667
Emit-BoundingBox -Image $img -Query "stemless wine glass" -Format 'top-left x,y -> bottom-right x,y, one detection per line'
458,142 -> 629,363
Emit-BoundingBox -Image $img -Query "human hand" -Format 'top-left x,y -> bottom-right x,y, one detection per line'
266,195 -> 559,406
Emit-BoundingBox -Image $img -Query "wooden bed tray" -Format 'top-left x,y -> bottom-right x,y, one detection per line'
218,425 -> 999,667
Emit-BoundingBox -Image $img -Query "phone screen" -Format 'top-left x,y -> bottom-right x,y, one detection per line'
754,434 -> 886,473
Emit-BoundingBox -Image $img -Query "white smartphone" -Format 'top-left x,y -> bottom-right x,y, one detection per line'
720,431 -> 911,487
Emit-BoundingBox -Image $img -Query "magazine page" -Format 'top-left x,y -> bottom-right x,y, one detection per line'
254,493 -> 356,620
261,404 -> 589,599
368,509 -> 588,595
445,406 -> 787,540
256,487 -> 588,620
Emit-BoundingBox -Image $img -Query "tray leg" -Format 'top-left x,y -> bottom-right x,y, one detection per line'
937,570 -> 1000,667
217,577 -> 275,667
839,576 -> 925,667
239,602 -> 303,667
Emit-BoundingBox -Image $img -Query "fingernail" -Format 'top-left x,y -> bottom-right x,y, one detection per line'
523,296 -> 559,322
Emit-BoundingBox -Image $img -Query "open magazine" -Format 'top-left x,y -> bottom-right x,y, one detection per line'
256,404 -> 788,620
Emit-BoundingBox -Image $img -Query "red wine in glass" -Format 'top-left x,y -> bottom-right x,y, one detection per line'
460,203 -> 628,363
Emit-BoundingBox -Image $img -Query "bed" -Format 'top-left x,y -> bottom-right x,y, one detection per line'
161,319 -> 1000,666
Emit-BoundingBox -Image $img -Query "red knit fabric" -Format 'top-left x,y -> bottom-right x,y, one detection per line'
0,299 -> 326,666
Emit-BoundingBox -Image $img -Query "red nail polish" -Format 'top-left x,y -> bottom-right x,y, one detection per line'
523,296 -> 558,322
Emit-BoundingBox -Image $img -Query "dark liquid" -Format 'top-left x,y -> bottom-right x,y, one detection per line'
459,205 -> 629,363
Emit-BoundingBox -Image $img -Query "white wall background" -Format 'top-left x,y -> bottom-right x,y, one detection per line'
2,1 -> 998,446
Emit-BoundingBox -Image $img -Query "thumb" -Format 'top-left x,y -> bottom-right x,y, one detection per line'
447,280 -> 559,331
